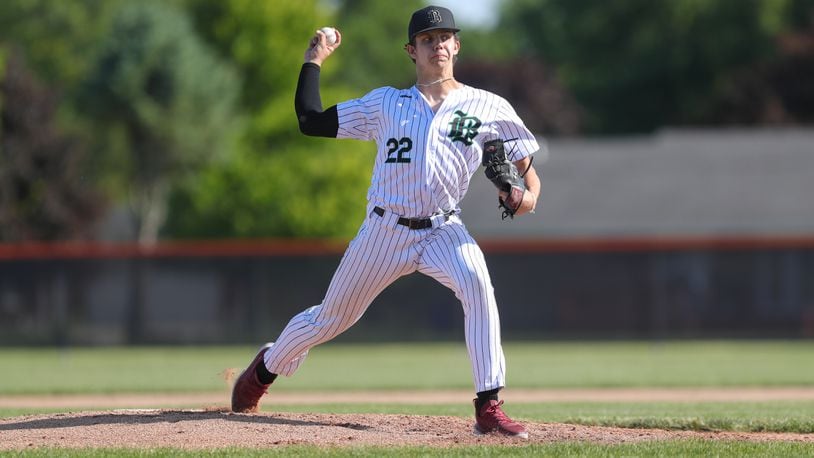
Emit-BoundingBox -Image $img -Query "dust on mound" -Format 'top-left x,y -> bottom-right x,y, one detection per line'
1,410 -> 813,450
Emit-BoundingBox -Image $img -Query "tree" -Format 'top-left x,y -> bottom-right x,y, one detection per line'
692,0 -> 814,126
184,0 -> 352,146
0,0 -> 129,229
456,58 -> 583,135
0,47 -> 4,117
501,0 -> 800,133
165,140 -> 372,238
771,42 -> 814,124
0,50 -> 102,241
163,0 -> 373,239
0,0 -> 124,90
331,0 -> 425,90
79,2 -> 240,244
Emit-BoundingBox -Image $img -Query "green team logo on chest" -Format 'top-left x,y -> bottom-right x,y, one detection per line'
447,110 -> 481,146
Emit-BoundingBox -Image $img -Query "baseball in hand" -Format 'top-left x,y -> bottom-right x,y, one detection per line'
319,27 -> 337,45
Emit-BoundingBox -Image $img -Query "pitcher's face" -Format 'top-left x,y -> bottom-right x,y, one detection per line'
407,29 -> 460,70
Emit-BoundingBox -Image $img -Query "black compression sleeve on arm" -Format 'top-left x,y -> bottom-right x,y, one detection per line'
295,63 -> 339,137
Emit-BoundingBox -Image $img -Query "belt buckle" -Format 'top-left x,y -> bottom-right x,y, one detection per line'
427,213 -> 451,229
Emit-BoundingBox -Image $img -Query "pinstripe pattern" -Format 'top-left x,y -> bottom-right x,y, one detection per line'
264,83 -> 537,392
416,218 -> 506,390
337,85 -> 538,217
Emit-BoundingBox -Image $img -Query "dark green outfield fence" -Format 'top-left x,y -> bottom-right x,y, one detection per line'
1,237 -> 813,345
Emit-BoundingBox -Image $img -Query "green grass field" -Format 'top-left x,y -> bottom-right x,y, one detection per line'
2,340 -> 812,394
1,341 -> 812,456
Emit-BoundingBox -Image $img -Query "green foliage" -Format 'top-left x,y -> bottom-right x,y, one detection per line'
163,0 -> 375,239
0,50 -> 102,241
455,28 -> 518,62
787,0 -> 814,30
80,2 -> 240,243
332,0 -> 425,90
185,0 -> 333,141
0,46 -> 5,120
501,0 -> 803,133
3,0 -> 809,238
82,2 -> 240,171
165,140 -> 371,238
0,0 -> 130,227
0,0 -> 126,205
0,0 -> 123,89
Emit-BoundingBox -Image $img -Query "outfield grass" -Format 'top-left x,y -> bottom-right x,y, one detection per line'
1,342 -> 812,456
0,341 -> 812,394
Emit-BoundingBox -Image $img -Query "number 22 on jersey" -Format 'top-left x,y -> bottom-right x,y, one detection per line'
385,137 -> 412,163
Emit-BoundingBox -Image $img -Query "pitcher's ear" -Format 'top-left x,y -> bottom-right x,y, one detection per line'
405,43 -> 417,61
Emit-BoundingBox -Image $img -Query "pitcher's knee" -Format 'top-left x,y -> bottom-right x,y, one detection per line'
461,273 -> 494,301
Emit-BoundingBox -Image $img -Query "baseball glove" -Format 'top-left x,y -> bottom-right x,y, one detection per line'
482,139 -> 526,220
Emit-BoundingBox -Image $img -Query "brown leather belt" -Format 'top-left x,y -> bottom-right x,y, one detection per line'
373,206 -> 450,230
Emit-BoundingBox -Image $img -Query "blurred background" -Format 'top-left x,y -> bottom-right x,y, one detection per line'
0,0 -> 812,345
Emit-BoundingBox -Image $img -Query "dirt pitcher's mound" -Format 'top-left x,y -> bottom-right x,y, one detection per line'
1,410 -> 813,450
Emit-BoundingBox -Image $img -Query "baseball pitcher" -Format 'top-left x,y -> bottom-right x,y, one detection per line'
232,5 -> 542,439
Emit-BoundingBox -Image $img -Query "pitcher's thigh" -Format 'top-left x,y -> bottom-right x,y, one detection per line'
318,221 -> 418,327
267,222 -> 417,372
419,223 -> 496,311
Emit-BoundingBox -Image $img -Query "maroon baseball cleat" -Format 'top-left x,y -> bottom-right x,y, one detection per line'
231,343 -> 274,413
473,399 -> 529,439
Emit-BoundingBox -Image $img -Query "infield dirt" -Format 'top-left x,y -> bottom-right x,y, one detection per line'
2,389 -> 814,449
2,409 -> 814,449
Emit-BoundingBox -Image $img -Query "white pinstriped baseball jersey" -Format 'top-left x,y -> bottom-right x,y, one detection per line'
337,85 -> 538,217
263,83 -> 538,392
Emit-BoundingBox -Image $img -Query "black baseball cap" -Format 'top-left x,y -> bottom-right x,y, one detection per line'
407,5 -> 460,43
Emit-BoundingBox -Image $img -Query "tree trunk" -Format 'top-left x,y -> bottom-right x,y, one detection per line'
132,179 -> 169,246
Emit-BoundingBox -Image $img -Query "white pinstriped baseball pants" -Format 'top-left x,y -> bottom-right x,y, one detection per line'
263,208 -> 506,392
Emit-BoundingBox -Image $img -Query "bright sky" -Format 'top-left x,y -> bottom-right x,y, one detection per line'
429,0 -> 502,29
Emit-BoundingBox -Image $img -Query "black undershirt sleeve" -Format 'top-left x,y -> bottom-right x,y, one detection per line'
295,63 -> 339,137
